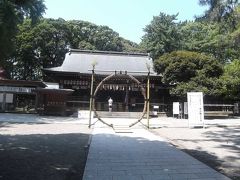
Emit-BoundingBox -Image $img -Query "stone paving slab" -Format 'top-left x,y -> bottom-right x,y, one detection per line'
83,124 -> 231,180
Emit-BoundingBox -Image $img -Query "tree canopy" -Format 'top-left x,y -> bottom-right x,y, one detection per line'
198,0 -> 239,29
220,59 -> 240,100
140,13 -> 182,60
139,0 -> 240,99
8,18 -> 140,80
154,51 -> 223,97
0,0 -> 46,67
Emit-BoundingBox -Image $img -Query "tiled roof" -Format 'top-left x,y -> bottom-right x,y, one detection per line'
44,49 -> 157,76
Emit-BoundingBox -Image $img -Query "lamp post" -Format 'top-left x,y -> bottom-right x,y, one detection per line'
89,61 -> 97,128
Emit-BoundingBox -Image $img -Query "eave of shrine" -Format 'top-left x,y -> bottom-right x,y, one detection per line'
0,79 -> 46,88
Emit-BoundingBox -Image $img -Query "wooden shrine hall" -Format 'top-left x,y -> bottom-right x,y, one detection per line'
43,49 -> 171,115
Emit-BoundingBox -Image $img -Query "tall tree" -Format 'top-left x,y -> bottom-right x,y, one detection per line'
140,13 -> 182,60
0,0 -> 46,68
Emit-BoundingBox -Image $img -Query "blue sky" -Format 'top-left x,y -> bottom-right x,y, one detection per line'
44,0 -> 206,43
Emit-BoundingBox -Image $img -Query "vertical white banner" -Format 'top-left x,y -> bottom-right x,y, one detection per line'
173,102 -> 179,115
187,92 -> 204,128
184,102 -> 188,115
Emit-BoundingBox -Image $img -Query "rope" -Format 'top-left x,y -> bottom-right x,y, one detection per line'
92,73 -> 147,128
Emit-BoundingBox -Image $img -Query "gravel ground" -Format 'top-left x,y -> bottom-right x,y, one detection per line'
149,117 -> 240,180
0,114 -> 92,180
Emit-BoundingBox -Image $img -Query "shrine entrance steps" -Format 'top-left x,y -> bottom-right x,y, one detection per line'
96,111 -> 143,118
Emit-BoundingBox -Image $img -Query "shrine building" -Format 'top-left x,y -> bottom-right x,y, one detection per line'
43,49 -> 171,115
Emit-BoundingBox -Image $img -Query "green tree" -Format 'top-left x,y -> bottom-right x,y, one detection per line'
0,0 -> 46,67
11,18 -> 69,80
180,21 -> 232,63
226,25 -> 240,60
120,38 -> 141,52
66,20 -> 126,51
66,20 -> 98,49
10,18 -> 141,80
140,13 -> 182,60
154,51 -> 223,97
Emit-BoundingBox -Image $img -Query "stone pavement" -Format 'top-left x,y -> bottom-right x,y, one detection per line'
83,122 -> 231,180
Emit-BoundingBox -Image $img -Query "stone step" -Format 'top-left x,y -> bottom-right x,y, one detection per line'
113,125 -> 133,133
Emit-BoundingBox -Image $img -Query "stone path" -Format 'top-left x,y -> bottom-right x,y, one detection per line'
83,123 -> 230,180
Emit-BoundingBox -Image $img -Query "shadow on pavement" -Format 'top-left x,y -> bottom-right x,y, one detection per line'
163,126 -> 240,180
0,133 -> 90,180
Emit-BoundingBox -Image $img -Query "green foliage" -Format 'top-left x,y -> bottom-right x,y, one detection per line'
0,0 -> 46,65
180,21 -> 237,63
9,18 -> 141,80
154,51 -> 223,97
66,20 -> 137,52
10,18 -> 69,80
198,0 -> 239,30
140,2 -> 240,64
121,38 -> 141,52
220,59 -> 240,100
140,13 -> 182,60
226,25 -> 240,60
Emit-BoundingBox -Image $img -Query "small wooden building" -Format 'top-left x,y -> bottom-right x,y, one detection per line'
35,88 -> 74,116
0,79 -> 46,113
43,49 -> 171,114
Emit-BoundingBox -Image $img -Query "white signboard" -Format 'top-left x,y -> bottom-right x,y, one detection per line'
6,94 -> 13,103
0,86 -> 34,93
187,92 -> 204,127
173,102 -> 180,115
0,93 -> 3,103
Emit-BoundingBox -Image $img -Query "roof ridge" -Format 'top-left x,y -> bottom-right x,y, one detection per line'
69,49 -> 149,57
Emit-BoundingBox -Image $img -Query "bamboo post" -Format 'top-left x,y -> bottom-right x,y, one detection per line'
146,62 -> 151,129
89,61 -> 97,128
147,72 -> 150,129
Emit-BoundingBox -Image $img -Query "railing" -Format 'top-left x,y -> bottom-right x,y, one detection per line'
204,104 -> 234,116
204,104 -> 234,111
66,99 -> 236,117
66,100 -> 172,113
